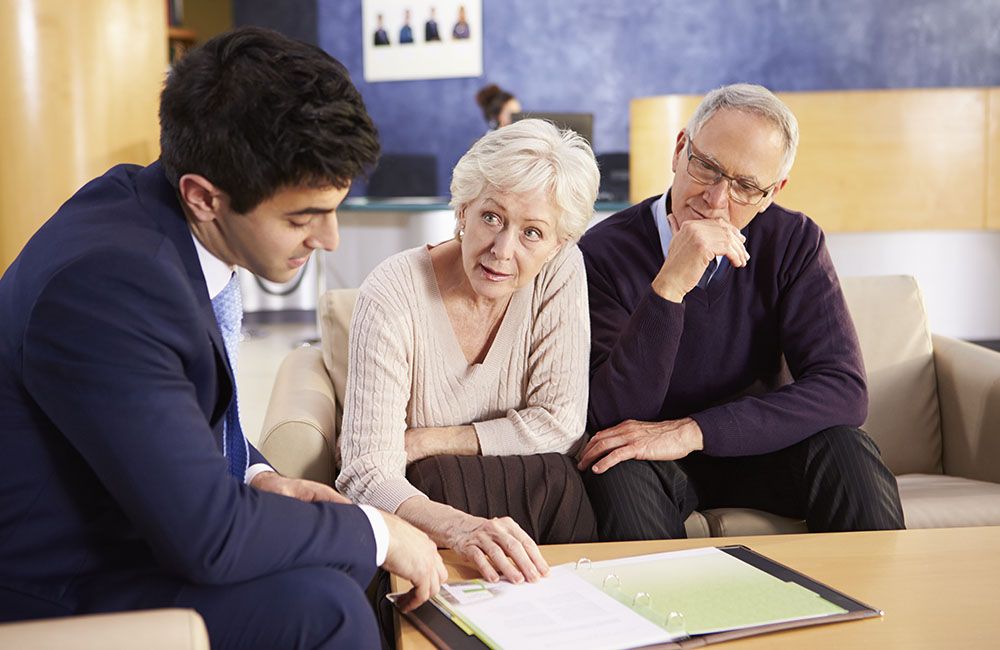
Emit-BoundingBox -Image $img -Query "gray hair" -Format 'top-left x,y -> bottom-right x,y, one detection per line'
686,83 -> 800,180
449,118 -> 599,242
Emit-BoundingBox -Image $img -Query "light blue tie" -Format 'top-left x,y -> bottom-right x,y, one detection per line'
211,273 -> 249,480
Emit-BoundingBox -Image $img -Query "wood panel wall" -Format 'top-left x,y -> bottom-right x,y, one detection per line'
0,0 -> 165,273
630,88 -> 1000,232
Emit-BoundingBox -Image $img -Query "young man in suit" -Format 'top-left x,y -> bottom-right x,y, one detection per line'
0,27 -> 446,649
577,84 -> 904,540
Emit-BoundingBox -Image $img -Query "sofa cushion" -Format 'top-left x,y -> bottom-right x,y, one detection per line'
700,508 -> 807,537
840,275 -> 942,475
682,511 -> 713,538
318,288 -> 361,410
897,473 -> 1000,528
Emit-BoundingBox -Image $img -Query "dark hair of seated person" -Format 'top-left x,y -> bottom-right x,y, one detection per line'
475,83 -> 516,128
159,26 -> 380,214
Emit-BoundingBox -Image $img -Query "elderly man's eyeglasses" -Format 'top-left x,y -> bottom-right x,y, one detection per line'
685,140 -> 776,206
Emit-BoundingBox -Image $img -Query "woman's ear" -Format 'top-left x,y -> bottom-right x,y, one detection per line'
545,241 -> 565,264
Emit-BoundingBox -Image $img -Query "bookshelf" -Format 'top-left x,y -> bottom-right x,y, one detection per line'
167,1 -> 196,63
168,26 -> 197,63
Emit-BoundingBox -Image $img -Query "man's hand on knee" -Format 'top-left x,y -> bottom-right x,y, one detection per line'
250,471 -> 352,504
577,418 -> 705,474
381,512 -> 448,613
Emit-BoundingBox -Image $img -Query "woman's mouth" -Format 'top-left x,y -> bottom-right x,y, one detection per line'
479,264 -> 512,281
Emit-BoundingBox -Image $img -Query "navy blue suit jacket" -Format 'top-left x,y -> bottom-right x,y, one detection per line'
0,162 -> 376,620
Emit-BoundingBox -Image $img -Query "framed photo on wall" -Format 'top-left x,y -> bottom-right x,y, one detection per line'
362,0 -> 483,82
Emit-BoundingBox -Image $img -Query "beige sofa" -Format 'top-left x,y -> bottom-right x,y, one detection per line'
0,608 -> 209,650
260,275 -> 1000,537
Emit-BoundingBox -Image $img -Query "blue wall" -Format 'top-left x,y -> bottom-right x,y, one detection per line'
237,0 -> 1000,196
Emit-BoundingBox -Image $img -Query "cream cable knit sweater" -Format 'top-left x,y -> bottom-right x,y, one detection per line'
336,244 -> 590,513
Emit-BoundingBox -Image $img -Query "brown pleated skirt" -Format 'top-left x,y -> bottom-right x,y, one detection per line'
406,453 -> 598,544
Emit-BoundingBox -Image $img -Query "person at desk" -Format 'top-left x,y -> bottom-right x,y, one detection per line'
577,83 -> 904,540
0,27 -> 445,649
338,119 -> 601,587
476,83 -> 521,130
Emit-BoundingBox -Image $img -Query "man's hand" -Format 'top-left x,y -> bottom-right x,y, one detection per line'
577,418 -> 704,474
250,471 -> 352,505
652,218 -> 749,302
381,512 -> 449,613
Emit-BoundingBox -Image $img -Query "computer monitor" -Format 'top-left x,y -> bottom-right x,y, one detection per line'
511,112 -> 594,149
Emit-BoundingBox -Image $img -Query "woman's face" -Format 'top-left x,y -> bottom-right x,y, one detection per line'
458,188 -> 562,301
497,98 -> 522,127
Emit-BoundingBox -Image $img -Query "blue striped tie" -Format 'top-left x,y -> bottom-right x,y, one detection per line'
210,273 -> 249,480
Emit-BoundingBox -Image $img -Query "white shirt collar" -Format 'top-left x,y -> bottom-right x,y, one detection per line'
190,230 -> 235,299
651,192 -> 673,259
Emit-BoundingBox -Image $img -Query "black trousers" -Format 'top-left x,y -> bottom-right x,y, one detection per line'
583,426 -> 905,541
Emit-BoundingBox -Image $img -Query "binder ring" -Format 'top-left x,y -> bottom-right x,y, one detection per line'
575,558 -> 592,571
632,592 -> 652,608
665,611 -> 688,638
602,573 -> 621,590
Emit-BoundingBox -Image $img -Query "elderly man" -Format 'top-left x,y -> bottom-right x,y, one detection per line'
577,83 -> 904,540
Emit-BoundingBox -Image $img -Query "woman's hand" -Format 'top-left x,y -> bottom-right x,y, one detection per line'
396,496 -> 549,584
443,513 -> 550,584
404,425 -> 480,464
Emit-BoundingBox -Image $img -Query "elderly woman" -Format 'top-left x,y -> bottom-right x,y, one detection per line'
337,119 -> 599,584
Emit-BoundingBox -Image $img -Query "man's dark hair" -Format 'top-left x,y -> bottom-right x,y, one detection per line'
159,27 -> 379,213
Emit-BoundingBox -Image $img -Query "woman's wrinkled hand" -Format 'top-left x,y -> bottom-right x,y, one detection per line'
445,514 -> 550,584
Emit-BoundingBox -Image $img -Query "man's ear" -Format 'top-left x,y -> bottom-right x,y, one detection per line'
758,178 -> 789,214
671,130 -> 687,174
178,173 -> 225,223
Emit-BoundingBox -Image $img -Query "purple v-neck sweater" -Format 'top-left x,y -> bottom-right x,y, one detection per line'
579,194 -> 867,457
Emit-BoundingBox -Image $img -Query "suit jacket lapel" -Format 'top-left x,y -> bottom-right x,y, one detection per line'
135,161 -> 234,426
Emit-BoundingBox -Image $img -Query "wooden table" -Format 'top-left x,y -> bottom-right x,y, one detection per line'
394,526 -> 1000,649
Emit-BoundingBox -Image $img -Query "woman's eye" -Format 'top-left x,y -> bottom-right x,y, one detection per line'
482,212 -> 501,225
524,228 -> 542,241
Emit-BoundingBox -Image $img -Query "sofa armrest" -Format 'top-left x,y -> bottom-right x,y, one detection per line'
933,334 -> 1000,483
0,609 -> 208,650
259,345 -> 339,484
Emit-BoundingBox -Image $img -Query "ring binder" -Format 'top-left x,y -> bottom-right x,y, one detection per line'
395,544 -> 882,650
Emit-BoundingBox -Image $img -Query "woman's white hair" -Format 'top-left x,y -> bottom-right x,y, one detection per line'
449,118 -> 599,242
686,83 -> 800,180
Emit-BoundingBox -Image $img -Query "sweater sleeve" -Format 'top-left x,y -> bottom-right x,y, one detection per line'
583,245 -> 687,433
691,226 -> 868,456
473,246 -> 591,456
336,281 -> 427,514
